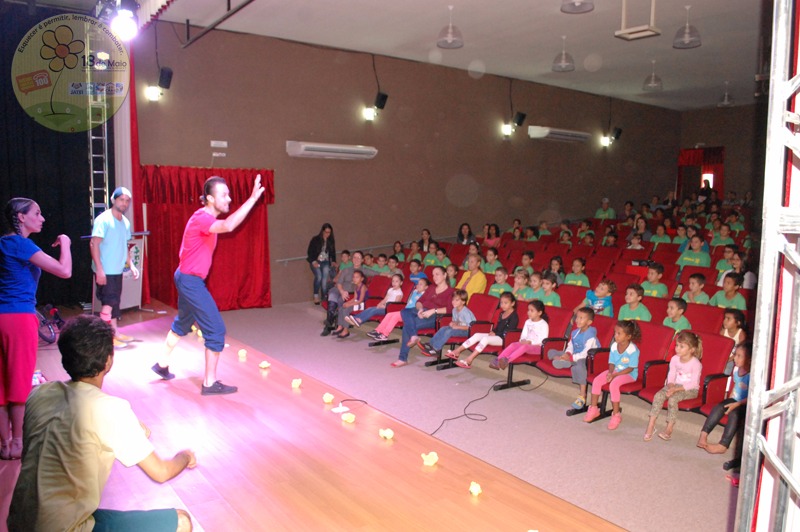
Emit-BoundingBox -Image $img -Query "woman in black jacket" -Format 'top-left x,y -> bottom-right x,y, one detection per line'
307,223 -> 336,304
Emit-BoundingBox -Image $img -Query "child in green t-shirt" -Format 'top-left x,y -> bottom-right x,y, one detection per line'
529,271 -> 545,300
641,262 -> 669,298
512,270 -> 534,301
488,268 -> 513,298
539,272 -> 562,307
564,257 -> 590,287
618,283 -> 652,321
682,273 -> 710,305
709,272 -> 747,310
663,297 -> 692,333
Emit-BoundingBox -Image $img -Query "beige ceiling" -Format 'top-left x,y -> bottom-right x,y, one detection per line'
30,0 -> 771,111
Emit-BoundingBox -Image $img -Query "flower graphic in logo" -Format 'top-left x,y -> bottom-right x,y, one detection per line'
40,25 -> 85,72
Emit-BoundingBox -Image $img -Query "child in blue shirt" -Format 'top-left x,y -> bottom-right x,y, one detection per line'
548,307 -> 600,409
419,290 -> 476,356
584,320 -> 641,430
575,279 -> 616,317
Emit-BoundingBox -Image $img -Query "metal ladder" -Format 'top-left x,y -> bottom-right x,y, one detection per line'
736,0 -> 800,529
88,97 -> 109,225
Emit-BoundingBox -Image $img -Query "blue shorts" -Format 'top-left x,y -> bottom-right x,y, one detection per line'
93,508 -> 178,531
171,269 -> 226,352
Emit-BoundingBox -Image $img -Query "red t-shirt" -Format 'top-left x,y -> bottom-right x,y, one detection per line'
178,208 -> 217,279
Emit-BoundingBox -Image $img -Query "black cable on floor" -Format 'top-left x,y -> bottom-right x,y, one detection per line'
518,373 -> 549,392
429,380 -> 501,437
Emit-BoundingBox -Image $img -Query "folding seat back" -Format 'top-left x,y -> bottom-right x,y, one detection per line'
557,284 -> 589,312
467,293 -> 500,322
365,276 -> 391,301
605,272 -> 642,291
592,246 -> 623,262
650,248 -> 681,267
619,248 -> 650,263
641,296 -> 670,323
651,242 -> 680,254
679,265 -> 719,286
545,242 -> 571,258
683,303 -> 725,334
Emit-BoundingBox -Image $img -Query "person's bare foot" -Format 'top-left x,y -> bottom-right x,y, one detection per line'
704,443 -> 729,454
406,335 -> 419,348
697,433 -> 709,448
390,360 -> 408,368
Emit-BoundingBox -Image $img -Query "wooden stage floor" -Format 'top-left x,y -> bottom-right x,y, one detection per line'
1,313 -> 621,531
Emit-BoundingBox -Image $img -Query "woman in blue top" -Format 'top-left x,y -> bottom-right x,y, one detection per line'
0,198 -> 72,460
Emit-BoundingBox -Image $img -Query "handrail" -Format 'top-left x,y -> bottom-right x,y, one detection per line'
274,237 -> 458,265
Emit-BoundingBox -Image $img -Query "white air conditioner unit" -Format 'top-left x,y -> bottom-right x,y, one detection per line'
527,126 -> 591,143
286,141 -> 378,160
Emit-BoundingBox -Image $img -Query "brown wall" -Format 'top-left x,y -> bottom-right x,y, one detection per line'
132,24 -> 760,305
679,103 -> 767,212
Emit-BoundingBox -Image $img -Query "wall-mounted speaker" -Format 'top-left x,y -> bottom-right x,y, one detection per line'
158,67 -> 173,89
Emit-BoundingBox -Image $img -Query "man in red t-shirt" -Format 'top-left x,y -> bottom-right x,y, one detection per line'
151,175 -> 265,395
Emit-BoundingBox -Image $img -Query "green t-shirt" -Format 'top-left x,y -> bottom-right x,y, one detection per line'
339,261 -> 353,270
423,254 -> 439,267
394,252 -> 405,262
641,281 -> 668,298
526,235 -> 539,242
515,265 -> 535,276
729,222 -> 745,232
651,235 -> 672,245
709,291 -> 747,310
482,260 -> 501,274
682,291 -> 710,305
715,258 -> 732,273
488,282 -> 513,298
514,286 -> 535,301
408,253 -> 422,262
564,273 -> 590,287
448,277 -> 457,288
618,303 -> 652,321
372,265 -> 390,273
676,250 -> 711,268
710,236 -> 735,247
539,291 -> 561,307
539,228 -> 552,236
672,235 -> 688,245
663,315 -> 692,333
530,287 -> 545,301
595,207 -> 616,220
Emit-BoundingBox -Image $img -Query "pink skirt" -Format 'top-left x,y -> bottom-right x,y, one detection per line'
0,313 -> 38,405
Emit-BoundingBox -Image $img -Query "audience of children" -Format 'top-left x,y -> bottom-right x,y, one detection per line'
663,297 -> 692,333
641,262 -> 669,298
709,272 -> 747,310
721,309 -> 747,374
576,279 -> 616,317
345,273 -> 404,328
564,257 -> 590,287
644,331 -> 703,441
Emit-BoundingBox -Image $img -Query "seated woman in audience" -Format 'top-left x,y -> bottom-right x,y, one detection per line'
367,278 -> 429,342
419,228 -> 435,253
419,290 -> 475,357
345,273 -> 404,328
392,266 -> 454,368
482,223 -> 502,248
490,300 -> 549,370
447,292 -> 518,369
456,223 -> 475,245
455,254 -> 487,301
512,227 -> 524,241
627,216 -> 652,242
392,241 -> 405,263
543,256 -> 565,286
717,251 -> 756,290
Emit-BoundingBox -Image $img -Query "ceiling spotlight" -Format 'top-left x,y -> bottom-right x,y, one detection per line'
552,35 -> 575,73
437,5 -> 464,49
110,7 -> 138,41
374,92 -> 388,110
673,5 -> 701,49
362,107 -> 377,121
600,136 -> 611,147
513,112 -> 527,128
717,82 -> 735,108
561,0 -> 594,14
501,123 -> 513,137
642,60 -> 663,92
144,85 -> 162,102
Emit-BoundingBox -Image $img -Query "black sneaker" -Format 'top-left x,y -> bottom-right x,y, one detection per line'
320,327 -> 332,337
201,381 -> 238,395
367,330 -> 380,339
151,363 -> 175,380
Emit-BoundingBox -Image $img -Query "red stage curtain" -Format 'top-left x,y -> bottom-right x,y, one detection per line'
139,165 -> 275,311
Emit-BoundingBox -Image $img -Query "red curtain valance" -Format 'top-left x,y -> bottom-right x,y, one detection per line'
139,165 -> 275,311
678,146 -> 725,166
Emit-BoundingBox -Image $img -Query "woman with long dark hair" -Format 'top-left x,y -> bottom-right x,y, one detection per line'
307,223 -> 336,304
0,198 -> 72,459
